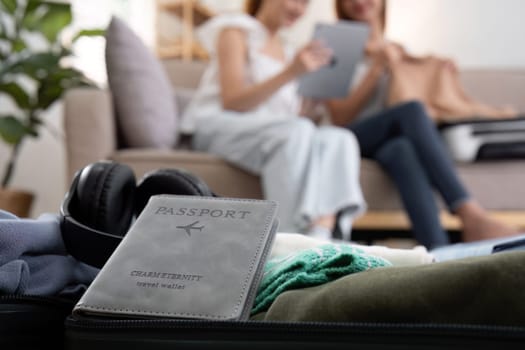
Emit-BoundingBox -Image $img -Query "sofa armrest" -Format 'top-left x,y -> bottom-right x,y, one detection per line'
64,88 -> 117,183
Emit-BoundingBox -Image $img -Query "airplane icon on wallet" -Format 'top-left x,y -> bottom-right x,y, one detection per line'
176,221 -> 204,236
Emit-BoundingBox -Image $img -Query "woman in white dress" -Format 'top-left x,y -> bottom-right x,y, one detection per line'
181,0 -> 366,239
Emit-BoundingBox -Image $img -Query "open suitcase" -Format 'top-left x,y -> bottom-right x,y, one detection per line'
63,217 -> 525,349
440,116 -> 525,162
4,260 -> 525,350
3,161 -> 525,349
63,248 -> 525,349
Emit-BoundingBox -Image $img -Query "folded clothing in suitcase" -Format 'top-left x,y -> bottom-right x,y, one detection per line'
59,161 -> 525,348
440,116 -> 525,162
64,251 -> 525,349
64,211 -> 525,349
0,210 -> 98,349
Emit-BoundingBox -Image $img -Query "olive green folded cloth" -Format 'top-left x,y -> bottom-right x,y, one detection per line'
252,244 -> 392,315
252,251 -> 525,327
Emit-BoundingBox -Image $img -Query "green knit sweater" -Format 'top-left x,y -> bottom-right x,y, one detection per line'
252,244 -> 391,314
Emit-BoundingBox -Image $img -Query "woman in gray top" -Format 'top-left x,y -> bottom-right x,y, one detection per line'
327,0 -> 518,248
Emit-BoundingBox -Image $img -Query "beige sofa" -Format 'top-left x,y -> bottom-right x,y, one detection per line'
64,59 -> 525,232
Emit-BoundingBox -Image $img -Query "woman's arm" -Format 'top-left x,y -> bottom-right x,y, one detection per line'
217,28 -> 332,112
327,61 -> 385,126
327,42 -> 402,127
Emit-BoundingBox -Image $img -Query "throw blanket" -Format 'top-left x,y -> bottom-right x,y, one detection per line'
253,244 -> 391,314
387,53 -> 517,123
0,210 -> 99,298
253,251 -> 525,326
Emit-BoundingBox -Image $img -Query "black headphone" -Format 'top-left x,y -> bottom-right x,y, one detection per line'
60,161 -> 214,268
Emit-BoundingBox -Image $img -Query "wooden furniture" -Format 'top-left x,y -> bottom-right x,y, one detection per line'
353,211 -> 525,231
156,0 -> 214,60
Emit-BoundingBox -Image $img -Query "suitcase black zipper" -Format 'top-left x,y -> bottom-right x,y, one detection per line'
65,316 -> 525,349
1,294 -> 76,348
0,293 -> 76,307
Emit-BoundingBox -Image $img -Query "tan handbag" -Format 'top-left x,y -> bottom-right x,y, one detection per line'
387,54 -> 516,122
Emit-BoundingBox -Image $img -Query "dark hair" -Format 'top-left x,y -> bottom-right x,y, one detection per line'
245,0 -> 263,16
335,0 -> 387,31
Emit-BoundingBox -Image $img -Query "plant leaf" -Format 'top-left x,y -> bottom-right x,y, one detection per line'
0,16 -> 9,40
35,68 -> 68,109
0,115 -> 28,145
12,38 -> 26,52
35,2 -> 72,43
36,66 -> 95,109
24,0 -> 41,15
59,45 -> 73,56
0,0 -> 17,14
37,68 -> 78,109
37,82 -> 63,110
5,52 -> 61,78
72,29 -> 106,42
21,0 -> 47,30
0,82 -> 31,109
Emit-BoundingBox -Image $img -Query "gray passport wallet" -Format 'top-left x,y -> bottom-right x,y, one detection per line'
73,195 -> 279,321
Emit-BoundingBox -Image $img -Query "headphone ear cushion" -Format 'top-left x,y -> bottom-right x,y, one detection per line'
76,161 -> 137,237
135,168 -> 214,216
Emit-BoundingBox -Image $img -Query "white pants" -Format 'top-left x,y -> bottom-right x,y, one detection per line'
193,113 -> 366,237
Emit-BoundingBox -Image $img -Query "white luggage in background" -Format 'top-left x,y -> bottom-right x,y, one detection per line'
440,117 -> 525,162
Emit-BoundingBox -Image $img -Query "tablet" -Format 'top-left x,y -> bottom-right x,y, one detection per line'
297,21 -> 369,99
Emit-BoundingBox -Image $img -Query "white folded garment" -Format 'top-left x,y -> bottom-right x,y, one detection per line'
270,233 -> 435,266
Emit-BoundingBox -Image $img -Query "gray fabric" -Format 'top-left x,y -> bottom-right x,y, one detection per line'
0,210 -> 99,298
105,16 -> 178,148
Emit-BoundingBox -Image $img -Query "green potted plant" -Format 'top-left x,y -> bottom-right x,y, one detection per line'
0,0 -> 103,216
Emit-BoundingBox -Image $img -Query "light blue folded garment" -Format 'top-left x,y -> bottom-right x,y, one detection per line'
431,233 -> 525,262
0,209 -> 99,298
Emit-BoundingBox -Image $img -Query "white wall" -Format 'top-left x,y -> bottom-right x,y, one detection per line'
283,0 -> 336,45
2,0 -> 524,218
387,0 -> 525,69
199,0 -> 525,69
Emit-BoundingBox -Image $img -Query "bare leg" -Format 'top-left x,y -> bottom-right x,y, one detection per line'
456,200 -> 519,242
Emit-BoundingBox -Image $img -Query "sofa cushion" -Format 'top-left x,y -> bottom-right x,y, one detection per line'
105,16 -> 178,148
110,149 -> 264,199
360,158 -> 525,211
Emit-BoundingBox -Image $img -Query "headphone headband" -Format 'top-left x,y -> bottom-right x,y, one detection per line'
60,162 -> 215,268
